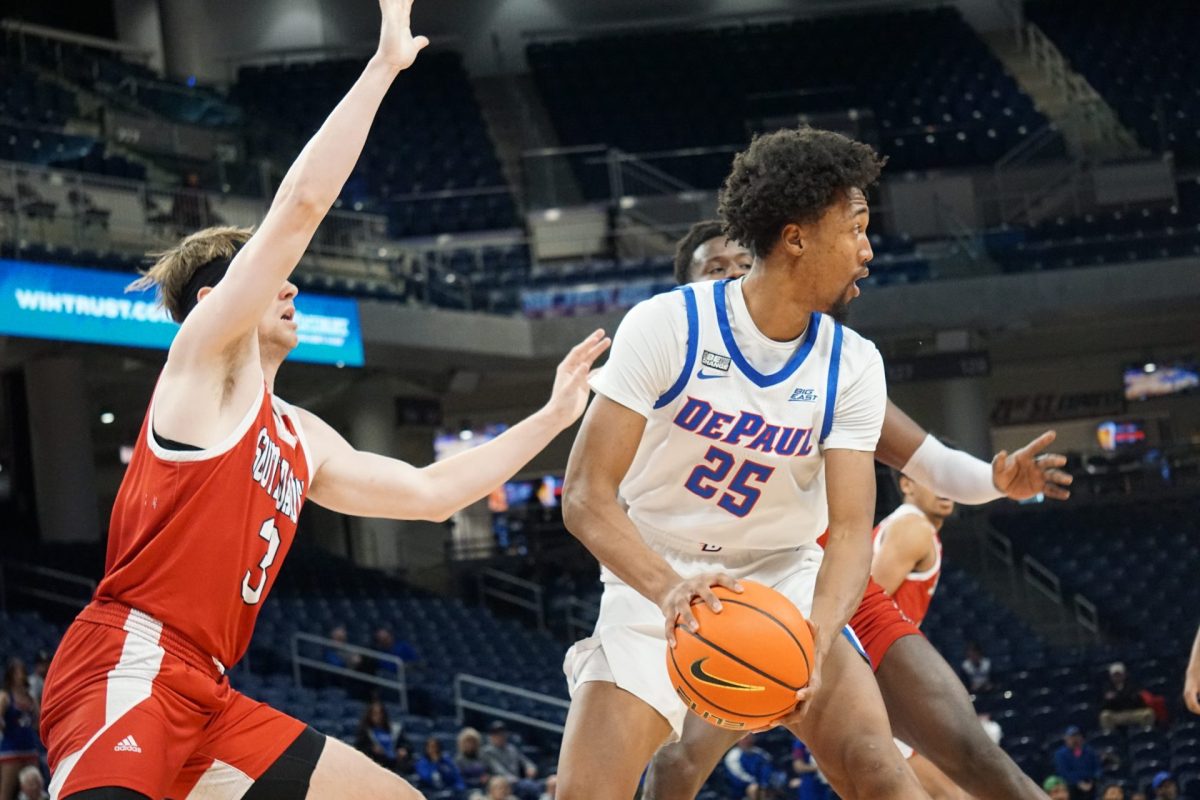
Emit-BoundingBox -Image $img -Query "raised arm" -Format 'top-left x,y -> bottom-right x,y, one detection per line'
168,0 -> 428,364
877,401 -> 1073,503
304,331 -> 609,522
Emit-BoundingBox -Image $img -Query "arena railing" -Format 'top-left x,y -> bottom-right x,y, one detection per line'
290,631 -> 408,712
0,560 -> 96,615
563,597 -> 599,643
477,568 -> 545,632
453,673 -> 570,735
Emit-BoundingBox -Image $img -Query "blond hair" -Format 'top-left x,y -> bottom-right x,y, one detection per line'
457,726 -> 482,752
128,225 -> 253,322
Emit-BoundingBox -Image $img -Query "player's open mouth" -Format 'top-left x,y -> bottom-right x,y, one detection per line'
281,309 -> 295,321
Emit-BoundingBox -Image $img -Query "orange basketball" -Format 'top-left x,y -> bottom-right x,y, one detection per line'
666,580 -> 814,730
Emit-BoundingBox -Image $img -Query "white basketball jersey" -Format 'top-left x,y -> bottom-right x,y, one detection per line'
610,279 -> 874,551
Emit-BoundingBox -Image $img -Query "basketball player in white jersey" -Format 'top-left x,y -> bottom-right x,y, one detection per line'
556,127 -> 929,800
643,223 -> 1063,800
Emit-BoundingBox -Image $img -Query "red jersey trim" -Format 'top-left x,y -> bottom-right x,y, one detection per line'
146,381 -> 266,463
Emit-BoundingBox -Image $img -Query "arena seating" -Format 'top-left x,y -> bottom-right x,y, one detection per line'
233,53 -> 516,236
1026,0 -> 1200,165
528,6 -> 1048,190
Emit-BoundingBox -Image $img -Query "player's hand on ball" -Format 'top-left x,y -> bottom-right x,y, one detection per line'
375,0 -> 429,70
1185,669 -> 1200,715
660,572 -> 744,647
545,330 -> 611,427
759,621 -> 822,731
992,430 -> 1073,501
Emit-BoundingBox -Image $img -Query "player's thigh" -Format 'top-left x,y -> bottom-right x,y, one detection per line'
909,753 -> 968,800
875,635 -> 978,747
557,680 -> 673,800
643,714 -> 742,800
306,737 -> 421,800
788,634 -> 922,799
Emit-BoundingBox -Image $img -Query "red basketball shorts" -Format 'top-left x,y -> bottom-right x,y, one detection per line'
849,578 -> 923,672
40,602 -> 306,799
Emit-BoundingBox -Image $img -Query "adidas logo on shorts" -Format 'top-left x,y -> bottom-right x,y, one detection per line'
113,735 -> 142,753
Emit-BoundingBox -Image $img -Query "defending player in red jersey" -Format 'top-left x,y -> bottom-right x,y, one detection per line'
37,2 -> 610,798
642,223 -> 1072,800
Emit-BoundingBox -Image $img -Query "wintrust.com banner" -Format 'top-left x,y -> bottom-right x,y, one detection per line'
0,259 -> 364,367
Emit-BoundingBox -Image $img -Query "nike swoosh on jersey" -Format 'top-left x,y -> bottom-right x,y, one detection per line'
689,657 -> 765,692
695,370 -> 729,380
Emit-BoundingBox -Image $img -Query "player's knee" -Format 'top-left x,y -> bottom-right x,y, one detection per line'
841,737 -> 912,798
644,745 -> 705,800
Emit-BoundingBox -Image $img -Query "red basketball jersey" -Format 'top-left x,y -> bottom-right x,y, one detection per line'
96,382 -> 310,669
871,503 -> 941,627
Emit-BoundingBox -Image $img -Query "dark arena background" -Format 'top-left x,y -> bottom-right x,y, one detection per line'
0,0 -> 1198,798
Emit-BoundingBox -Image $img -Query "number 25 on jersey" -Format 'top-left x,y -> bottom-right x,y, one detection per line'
684,445 -> 775,517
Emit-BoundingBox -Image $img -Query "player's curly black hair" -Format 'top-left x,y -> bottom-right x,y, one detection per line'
719,127 -> 884,258
673,220 -> 726,285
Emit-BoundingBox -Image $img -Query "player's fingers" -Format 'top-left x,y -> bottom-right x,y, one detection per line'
677,602 -> 701,633
1047,468 -> 1074,486
1037,453 -> 1069,469
414,35 -> 430,51
1043,484 -> 1071,501
991,450 -> 1009,471
710,573 -> 745,593
1017,430 -> 1057,458
665,618 -> 678,648
1186,693 -> 1200,716
695,585 -> 723,614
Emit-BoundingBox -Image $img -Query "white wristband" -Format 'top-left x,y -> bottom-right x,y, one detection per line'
900,434 -> 1004,505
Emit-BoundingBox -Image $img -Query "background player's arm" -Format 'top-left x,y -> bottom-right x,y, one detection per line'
1185,623 -> 1200,715
876,401 -> 1072,503
166,0 -> 428,367
870,516 -> 935,595
303,331 -> 608,522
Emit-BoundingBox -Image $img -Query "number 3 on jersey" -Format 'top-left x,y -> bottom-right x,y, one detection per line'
684,445 -> 775,517
242,518 -> 281,605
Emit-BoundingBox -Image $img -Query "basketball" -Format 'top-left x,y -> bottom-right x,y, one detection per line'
666,580 -> 815,730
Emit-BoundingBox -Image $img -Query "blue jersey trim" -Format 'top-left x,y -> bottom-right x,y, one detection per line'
713,279 -> 820,388
653,285 -> 699,410
818,320 -> 844,444
842,624 -> 872,668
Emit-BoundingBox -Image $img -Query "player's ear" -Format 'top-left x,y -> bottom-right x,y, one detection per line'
196,285 -> 214,304
779,223 -> 805,258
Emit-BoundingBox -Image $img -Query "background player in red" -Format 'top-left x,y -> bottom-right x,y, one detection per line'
643,223 -> 1072,800
36,2 -> 610,798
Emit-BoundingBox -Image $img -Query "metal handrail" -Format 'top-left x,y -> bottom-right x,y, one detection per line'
1021,554 -> 1063,605
564,596 -> 600,641
0,560 -> 97,612
0,19 -> 154,61
1073,593 -> 1100,636
477,569 -> 545,631
290,631 -> 407,711
985,529 -> 1015,567
453,673 -> 570,734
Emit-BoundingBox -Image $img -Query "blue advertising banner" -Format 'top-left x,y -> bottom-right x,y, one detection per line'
0,259 -> 364,367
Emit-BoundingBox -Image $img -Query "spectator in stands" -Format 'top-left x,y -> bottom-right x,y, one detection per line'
979,711 -> 1003,745
1151,773 -> 1178,800
723,733 -> 774,799
962,641 -> 994,692
354,699 -> 412,774
1101,785 -> 1126,800
170,172 -> 218,231
538,775 -> 556,800
789,739 -> 831,800
455,726 -> 489,790
372,626 -> 420,676
0,658 -> 40,800
1045,776 -> 1070,800
25,652 -> 49,706
480,721 -> 537,783
1100,663 -> 1156,732
15,766 -> 47,800
474,775 -> 517,800
1131,793 -> 1148,800
1054,726 -> 1101,800
324,624 -> 363,671
415,736 -> 466,795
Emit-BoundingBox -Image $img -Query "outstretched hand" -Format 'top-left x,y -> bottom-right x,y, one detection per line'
544,329 -> 612,427
992,430 -> 1073,501
376,0 -> 429,70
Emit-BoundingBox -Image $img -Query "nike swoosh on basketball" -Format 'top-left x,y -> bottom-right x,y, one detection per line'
689,658 -> 765,692
696,370 -> 728,380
